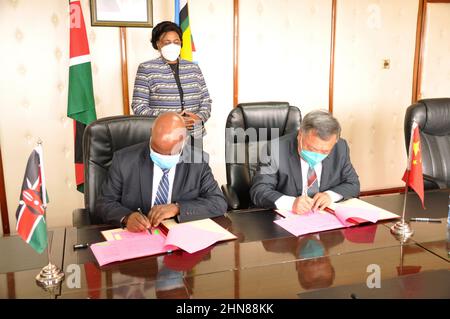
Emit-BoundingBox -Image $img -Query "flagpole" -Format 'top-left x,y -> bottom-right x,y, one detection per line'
35,139 -> 65,291
391,122 -> 416,240
36,139 -> 52,267
400,183 -> 409,224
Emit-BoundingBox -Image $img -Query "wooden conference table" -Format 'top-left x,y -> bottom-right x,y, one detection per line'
1,189 -> 449,299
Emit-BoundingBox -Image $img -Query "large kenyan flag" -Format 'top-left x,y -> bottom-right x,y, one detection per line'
68,0 -> 97,192
16,145 -> 48,254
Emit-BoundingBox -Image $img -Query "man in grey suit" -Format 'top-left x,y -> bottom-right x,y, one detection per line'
95,112 -> 227,232
250,110 -> 360,214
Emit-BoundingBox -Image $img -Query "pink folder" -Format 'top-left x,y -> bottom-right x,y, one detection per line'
164,223 -> 226,254
90,232 -> 178,266
274,206 -> 382,237
91,222 -> 230,266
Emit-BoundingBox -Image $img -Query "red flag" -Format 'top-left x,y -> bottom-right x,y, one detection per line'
396,265 -> 422,276
402,122 -> 425,207
84,262 -> 102,299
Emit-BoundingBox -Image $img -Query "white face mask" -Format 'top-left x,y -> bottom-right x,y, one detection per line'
160,43 -> 181,62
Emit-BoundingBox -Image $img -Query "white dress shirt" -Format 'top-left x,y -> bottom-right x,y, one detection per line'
151,165 -> 177,205
274,157 -> 343,211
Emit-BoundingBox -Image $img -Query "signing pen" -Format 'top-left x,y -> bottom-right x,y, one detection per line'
137,208 -> 152,234
410,217 -> 442,223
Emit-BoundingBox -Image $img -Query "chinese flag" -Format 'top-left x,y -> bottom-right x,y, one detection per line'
402,122 -> 425,208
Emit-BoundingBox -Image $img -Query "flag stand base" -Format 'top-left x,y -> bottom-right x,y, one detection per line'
390,221 -> 414,240
36,262 -> 65,288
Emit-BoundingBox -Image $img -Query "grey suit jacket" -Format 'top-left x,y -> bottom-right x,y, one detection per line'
250,132 -> 360,209
95,142 -> 227,226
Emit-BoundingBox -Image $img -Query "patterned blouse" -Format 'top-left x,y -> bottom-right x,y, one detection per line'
131,57 -> 212,138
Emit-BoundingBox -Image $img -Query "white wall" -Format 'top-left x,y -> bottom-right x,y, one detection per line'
239,0 -> 332,113
333,0 -> 419,190
421,3 -> 450,99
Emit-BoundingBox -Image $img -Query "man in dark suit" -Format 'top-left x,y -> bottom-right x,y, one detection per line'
250,110 -> 360,213
95,112 -> 227,232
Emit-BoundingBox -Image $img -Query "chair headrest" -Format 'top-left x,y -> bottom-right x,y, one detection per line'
411,98 -> 450,135
226,102 -> 301,140
84,115 -> 155,167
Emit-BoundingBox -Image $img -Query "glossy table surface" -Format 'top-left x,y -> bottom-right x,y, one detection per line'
0,229 -> 65,299
1,190 -> 449,299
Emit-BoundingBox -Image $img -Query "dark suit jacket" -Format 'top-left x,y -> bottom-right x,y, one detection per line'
250,132 -> 360,209
95,142 -> 227,226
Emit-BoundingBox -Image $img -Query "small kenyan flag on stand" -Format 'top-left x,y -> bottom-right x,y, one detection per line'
16,144 -> 48,254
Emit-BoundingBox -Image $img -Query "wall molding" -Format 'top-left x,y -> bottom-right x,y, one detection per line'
120,27 -> 130,115
360,187 -> 405,197
329,0 -> 337,113
233,0 -> 239,107
412,0 -> 427,103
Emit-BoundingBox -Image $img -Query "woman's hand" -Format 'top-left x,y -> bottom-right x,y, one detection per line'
180,111 -> 201,129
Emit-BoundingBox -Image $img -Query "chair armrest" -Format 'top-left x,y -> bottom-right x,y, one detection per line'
72,208 -> 92,227
221,184 -> 240,210
423,174 -> 447,189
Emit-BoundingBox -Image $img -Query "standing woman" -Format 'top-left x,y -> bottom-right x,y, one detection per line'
132,21 -> 211,144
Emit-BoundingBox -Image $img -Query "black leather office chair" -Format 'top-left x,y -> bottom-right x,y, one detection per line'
404,98 -> 450,190
222,102 -> 301,210
72,115 -> 155,226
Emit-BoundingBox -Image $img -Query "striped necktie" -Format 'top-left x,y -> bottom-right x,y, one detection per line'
306,165 -> 319,197
153,168 -> 170,206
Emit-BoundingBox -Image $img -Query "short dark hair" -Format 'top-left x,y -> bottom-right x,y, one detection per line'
300,110 -> 341,140
151,21 -> 183,50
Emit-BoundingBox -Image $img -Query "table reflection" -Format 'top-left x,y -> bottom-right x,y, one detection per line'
77,246 -> 214,299
262,231 -> 344,290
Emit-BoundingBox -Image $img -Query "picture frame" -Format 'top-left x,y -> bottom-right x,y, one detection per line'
90,0 -> 153,28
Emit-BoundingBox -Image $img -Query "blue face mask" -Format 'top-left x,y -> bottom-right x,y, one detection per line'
300,149 -> 327,168
299,137 -> 328,167
150,148 -> 181,170
299,239 -> 325,259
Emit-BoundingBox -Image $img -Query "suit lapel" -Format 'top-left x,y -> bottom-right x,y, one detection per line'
320,153 -> 331,191
139,146 -> 153,212
288,135 -> 303,195
171,144 -> 193,201
171,162 -> 187,202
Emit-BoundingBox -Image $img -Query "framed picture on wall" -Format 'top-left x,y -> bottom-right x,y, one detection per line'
90,0 -> 153,27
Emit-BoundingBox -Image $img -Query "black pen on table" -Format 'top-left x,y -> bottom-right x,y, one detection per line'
137,207 -> 152,234
410,217 -> 441,223
73,243 -> 90,250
